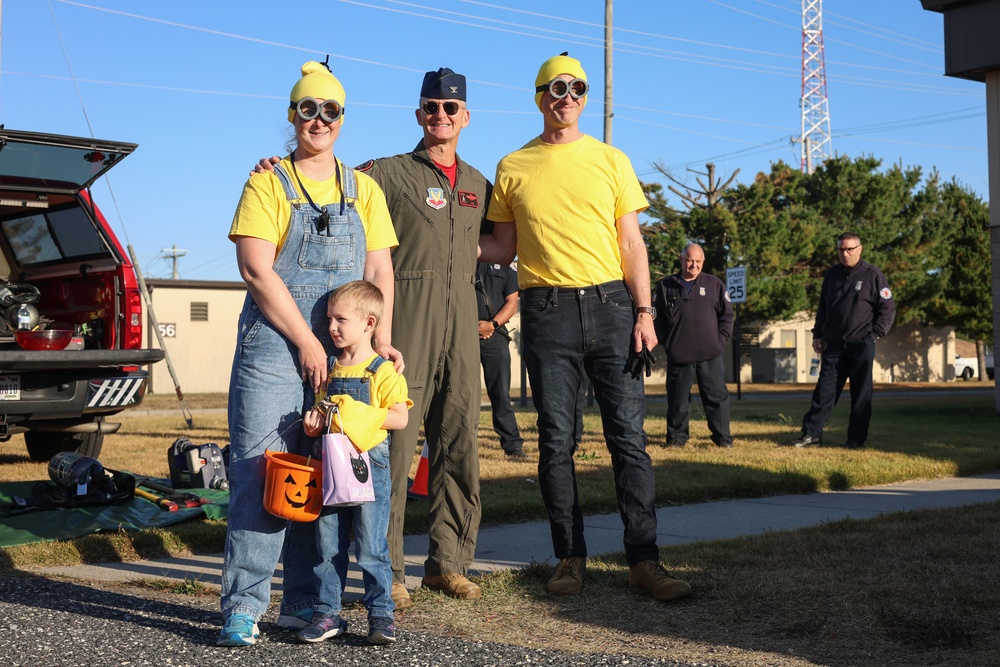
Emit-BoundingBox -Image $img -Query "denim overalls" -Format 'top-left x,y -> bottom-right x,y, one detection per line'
308,356 -> 394,621
222,160 -> 365,622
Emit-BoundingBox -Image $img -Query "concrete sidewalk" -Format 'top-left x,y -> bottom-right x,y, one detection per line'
39,472 -> 1000,597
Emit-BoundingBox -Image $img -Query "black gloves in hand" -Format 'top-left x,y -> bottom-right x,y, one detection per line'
625,344 -> 654,380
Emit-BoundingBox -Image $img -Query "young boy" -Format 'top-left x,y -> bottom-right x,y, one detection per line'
297,280 -> 411,645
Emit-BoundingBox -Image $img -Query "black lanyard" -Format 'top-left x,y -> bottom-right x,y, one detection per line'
289,152 -> 345,233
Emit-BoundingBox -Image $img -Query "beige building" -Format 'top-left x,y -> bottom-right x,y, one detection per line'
734,314 -> 956,384
142,282 -> 961,396
144,279 -> 247,394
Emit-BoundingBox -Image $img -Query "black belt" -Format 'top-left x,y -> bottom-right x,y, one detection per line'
523,280 -> 626,299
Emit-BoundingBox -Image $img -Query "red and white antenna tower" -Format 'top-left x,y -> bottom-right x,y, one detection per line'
800,0 -> 832,174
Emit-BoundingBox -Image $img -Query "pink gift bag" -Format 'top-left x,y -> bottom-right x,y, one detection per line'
321,405 -> 375,506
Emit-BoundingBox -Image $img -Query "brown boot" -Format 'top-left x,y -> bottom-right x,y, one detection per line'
421,572 -> 482,600
547,557 -> 586,595
629,560 -> 692,601
391,582 -> 412,611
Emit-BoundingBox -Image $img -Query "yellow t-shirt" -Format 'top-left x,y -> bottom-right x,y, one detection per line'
316,354 -> 413,449
229,156 -> 398,253
488,135 -> 648,289
318,354 -> 412,409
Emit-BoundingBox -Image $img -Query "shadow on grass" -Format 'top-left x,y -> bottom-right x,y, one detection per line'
458,500 -> 1000,667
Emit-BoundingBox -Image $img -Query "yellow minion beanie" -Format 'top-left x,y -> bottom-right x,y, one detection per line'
288,61 -> 346,123
534,52 -> 587,111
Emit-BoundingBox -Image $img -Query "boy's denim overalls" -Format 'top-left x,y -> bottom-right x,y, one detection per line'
304,356 -> 394,621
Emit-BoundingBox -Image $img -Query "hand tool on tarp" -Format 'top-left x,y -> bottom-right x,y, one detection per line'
137,478 -> 213,508
135,487 -> 179,512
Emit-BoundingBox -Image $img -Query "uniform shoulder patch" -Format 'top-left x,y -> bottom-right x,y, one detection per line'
879,287 -> 892,300
356,159 -> 375,172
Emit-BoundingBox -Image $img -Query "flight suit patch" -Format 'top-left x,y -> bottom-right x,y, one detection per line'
356,159 -> 375,172
426,188 -> 447,210
458,191 -> 479,207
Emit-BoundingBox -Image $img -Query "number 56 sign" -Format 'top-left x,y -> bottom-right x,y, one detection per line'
726,267 -> 747,304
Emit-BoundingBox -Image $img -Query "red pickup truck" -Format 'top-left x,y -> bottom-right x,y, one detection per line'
0,129 -> 164,461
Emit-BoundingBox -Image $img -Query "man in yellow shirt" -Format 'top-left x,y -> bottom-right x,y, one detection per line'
479,53 -> 692,603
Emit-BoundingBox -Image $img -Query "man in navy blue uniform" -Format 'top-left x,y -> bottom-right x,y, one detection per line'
653,243 -> 734,448
790,232 -> 895,449
476,260 -> 525,459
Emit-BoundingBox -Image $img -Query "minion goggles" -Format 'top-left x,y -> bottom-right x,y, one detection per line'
535,77 -> 588,99
289,97 -> 343,123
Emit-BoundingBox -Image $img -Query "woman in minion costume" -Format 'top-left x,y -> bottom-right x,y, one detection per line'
219,61 -> 397,647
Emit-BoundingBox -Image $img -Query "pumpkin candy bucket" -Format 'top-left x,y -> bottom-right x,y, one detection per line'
262,450 -> 322,522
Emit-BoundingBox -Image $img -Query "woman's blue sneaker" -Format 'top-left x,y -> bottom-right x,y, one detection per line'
296,614 -> 348,644
217,613 -> 260,646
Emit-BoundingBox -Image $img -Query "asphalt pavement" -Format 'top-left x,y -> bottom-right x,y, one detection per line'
9,467 -> 1000,666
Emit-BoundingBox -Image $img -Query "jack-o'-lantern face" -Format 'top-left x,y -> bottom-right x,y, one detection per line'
282,471 -> 318,509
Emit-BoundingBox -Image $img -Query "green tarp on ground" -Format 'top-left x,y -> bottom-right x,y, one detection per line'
0,479 -> 228,548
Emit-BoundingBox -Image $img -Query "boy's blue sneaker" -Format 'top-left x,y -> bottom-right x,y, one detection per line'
296,613 -> 348,644
367,616 -> 396,645
217,613 -> 260,646
277,607 -> 312,629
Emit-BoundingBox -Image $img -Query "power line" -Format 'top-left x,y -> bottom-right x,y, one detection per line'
56,0 -> 968,98
706,0 -> 940,70
44,0 -> 982,171
752,0 -> 944,53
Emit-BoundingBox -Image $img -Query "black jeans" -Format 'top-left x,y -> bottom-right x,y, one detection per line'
521,281 -> 659,566
801,339 -> 876,443
480,333 -> 523,452
666,355 -> 732,445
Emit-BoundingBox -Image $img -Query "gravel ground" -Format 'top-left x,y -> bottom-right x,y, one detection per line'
0,576 -> 716,667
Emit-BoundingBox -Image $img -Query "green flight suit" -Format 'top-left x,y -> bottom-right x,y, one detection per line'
357,141 -> 490,581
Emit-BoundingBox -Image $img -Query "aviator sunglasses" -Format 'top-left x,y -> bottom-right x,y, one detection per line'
290,97 -> 344,123
421,100 -> 464,116
535,77 -> 589,100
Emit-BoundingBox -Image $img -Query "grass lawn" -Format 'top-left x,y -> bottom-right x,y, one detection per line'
1,384 -> 998,666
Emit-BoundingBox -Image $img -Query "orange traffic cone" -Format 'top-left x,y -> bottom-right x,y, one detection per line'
407,441 -> 429,500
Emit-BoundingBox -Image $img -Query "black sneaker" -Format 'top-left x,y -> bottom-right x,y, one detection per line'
841,440 -> 864,449
367,616 -> 396,645
789,434 -> 822,448
665,439 -> 686,448
505,448 -> 529,460
296,613 -> 348,644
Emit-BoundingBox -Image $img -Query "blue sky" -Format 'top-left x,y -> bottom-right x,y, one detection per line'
0,0 -> 982,281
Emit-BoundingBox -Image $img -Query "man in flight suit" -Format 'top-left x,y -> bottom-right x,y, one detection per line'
357,68 -> 490,606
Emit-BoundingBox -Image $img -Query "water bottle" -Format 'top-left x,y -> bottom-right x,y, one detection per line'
16,304 -> 31,330
809,352 -> 821,377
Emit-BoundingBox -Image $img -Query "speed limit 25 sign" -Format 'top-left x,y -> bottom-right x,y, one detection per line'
726,267 -> 747,304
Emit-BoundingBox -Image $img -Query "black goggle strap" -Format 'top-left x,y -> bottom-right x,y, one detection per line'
289,152 -> 345,233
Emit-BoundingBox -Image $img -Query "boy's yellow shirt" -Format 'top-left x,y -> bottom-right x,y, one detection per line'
317,354 -> 412,451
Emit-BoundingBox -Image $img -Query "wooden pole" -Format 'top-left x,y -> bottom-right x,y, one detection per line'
604,0 -> 613,145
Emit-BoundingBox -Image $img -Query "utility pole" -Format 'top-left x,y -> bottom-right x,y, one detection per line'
800,0 -> 832,173
161,244 -> 188,280
604,0 -> 613,145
